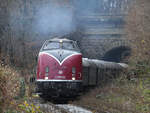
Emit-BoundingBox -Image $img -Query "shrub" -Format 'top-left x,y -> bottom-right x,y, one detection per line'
0,66 -> 23,112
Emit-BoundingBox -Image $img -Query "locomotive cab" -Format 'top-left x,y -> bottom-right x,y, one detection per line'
36,38 -> 82,97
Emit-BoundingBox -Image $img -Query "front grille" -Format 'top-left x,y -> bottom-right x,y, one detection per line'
37,81 -> 82,90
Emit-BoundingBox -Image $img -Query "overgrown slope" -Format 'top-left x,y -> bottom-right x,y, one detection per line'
73,0 -> 150,113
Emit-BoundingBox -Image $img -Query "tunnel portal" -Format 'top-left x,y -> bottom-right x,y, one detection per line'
102,46 -> 131,63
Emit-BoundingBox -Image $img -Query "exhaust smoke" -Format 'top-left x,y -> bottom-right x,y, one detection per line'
33,4 -> 76,36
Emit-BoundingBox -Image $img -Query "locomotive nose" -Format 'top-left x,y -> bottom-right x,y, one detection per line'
57,50 -> 64,62
53,49 -> 76,63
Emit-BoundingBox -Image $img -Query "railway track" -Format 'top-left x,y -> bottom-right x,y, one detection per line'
31,95 -> 92,113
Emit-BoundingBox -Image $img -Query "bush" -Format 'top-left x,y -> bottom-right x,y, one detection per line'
0,66 -> 24,112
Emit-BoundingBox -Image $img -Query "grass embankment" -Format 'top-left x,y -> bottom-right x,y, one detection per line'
74,0 -> 150,113
74,70 -> 150,113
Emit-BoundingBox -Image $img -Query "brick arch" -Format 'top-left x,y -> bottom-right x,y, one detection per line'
102,45 -> 131,62
80,37 -> 131,60
103,39 -> 130,54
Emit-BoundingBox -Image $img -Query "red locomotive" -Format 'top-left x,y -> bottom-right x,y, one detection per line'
36,38 -> 82,97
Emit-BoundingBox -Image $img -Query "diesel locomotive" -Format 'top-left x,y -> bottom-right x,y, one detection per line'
36,38 -> 82,97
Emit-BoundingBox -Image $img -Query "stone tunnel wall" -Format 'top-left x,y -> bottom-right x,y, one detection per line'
74,1 -> 131,62
80,37 -> 131,60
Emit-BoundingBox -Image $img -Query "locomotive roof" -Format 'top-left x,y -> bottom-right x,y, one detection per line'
47,38 -> 73,42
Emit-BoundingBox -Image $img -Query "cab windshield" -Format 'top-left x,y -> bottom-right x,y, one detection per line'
43,41 -> 79,51
43,42 -> 60,50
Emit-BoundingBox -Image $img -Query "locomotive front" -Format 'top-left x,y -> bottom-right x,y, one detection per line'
36,38 -> 82,97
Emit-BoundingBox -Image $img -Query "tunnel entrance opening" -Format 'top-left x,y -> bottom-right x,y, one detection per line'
102,46 -> 131,63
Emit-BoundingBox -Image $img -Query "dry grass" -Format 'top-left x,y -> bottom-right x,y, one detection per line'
0,65 -> 68,113
126,0 -> 150,61
73,75 -> 150,113
0,66 -> 43,113
0,65 -> 21,112
73,0 -> 150,113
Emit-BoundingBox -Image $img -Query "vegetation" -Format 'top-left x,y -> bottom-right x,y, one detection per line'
73,74 -> 150,113
0,0 -> 150,112
0,65 -> 41,113
73,0 -> 150,113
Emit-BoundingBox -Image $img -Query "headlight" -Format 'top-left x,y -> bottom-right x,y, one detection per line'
45,77 -> 48,80
72,67 -> 76,80
72,77 -> 75,80
72,67 -> 76,74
